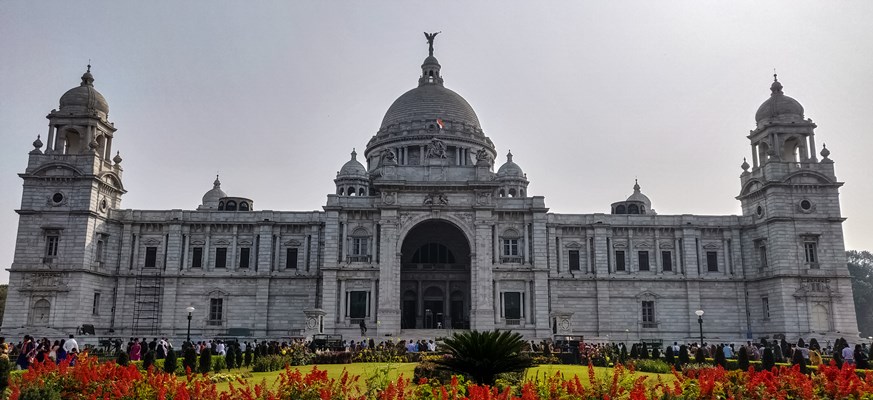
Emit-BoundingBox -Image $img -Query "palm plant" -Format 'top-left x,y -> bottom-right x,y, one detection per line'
434,329 -> 531,385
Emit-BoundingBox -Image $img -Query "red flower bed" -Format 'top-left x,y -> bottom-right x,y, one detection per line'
8,356 -> 873,400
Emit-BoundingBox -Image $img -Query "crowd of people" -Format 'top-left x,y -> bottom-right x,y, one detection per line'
0,334 -> 82,370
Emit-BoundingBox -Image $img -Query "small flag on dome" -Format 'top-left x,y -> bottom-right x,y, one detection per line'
436,118 -> 445,130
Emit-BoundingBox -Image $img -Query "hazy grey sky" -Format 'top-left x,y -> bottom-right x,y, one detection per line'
1,1 -> 872,284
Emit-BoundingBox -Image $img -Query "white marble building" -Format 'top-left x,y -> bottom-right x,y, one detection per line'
1,42 -> 859,344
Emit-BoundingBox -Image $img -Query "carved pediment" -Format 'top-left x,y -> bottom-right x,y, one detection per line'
635,241 -> 652,249
284,239 -> 302,247
613,241 -> 628,249
702,242 -> 721,250
635,290 -> 659,300
659,242 -> 674,249
565,241 -> 584,249
142,238 -> 162,246
213,239 -> 230,246
238,239 -> 253,246
190,240 -> 205,246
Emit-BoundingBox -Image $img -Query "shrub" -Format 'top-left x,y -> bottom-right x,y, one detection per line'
199,348 -> 212,373
664,345 -> 675,365
737,346 -> 750,371
252,353 -> 311,372
142,350 -> 155,371
762,347 -> 775,371
434,329 -> 532,385
163,348 -> 178,374
182,345 -> 197,373
234,345 -> 243,368
312,351 -> 353,364
225,347 -> 236,370
0,355 -> 11,394
630,358 -> 672,374
243,347 -> 252,367
212,354 -> 226,372
116,351 -> 129,366
413,360 -> 457,384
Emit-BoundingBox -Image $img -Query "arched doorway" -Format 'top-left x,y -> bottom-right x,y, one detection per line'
400,220 -> 471,329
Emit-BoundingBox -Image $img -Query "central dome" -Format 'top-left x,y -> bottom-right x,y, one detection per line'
380,84 -> 481,130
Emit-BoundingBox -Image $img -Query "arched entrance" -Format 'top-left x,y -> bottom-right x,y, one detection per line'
400,220 -> 471,329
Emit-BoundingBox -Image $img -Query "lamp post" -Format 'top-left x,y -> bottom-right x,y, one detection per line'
186,306 -> 195,344
695,310 -> 705,347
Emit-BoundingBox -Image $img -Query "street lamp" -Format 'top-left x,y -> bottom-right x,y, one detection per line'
695,310 -> 705,347
186,306 -> 195,344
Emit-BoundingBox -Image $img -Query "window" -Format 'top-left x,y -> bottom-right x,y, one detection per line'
568,250 -> 581,271
352,237 -> 368,256
502,292 -> 522,320
642,301 -> 655,328
208,298 -> 223,325
503,239 -> 519,257
346,291 -> 369,318
95,240 -> 105,263
192,247 -> 203,268
661,251 -> 672,272
638,251 -> 650,271
215,247 -> 227,268
411,243 -> 455,264
762,297 -> 770,320
226,201 -> 237,211
31,299 -> 51,325
628,204 -> 639,214
758,245 -> 768,269
239,247 -> 250,269
92,292 -> 100,316
286,248 -> 298,269
239,202 -> 249,211
45,235 -> 59,258
706,251 -> 718,272
615,251 -> 626,271
144,246 -> 158,268
804,242 -> 818,264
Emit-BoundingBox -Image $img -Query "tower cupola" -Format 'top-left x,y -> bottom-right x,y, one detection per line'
496,151 -> 529,197
334,149 -> 370,196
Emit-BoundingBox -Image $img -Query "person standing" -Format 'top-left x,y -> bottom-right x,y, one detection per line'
63,334 -> 79,354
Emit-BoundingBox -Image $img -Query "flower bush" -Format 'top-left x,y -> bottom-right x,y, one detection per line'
10,355 -> 873,400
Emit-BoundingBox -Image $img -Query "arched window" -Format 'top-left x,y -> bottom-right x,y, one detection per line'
423,286 -> 444,299
628,204 -> 640,214
31,299 -> 51,325
337,187 -> 343,195
520,190 -> 525,197
226,201 -> 237,211
359,188 -> 366,196
411,243 -> 456,264
616,205 -> 627,214
498,189 -> 505,197
758,142 -> 770,163
239,202 -> 249,211
348,228 -> 370,261
63,129 -> 82,154
347,187 -> 356,196
508,188 -> 517,197
782,137 -> 802,162
218,201 -> 225,210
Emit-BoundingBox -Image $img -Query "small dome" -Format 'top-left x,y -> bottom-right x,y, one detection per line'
497,151 -> 525,178
59,66 -> 109,115
200,175 -> 228,210
754,76 -> 804,123
338,149 -> 367,177
423,56 -> 440,66
626,179 -> 651,206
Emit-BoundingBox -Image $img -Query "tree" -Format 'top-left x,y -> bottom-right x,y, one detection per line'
244,347 -> 252,367
848,250 -> 873,336
664,345 -> 674,365
182,345 -> 197,373
116,351 -> 129,367
143,350 -> 155,371
762,347 -> 775,371
225,345 -> 236,370
678,345 -> 690,365
234,345 -> 243,368
434,330 -> 531,385
737,346 -> 750,371
713,345 -> 727,368
199,347 -> 212,373
163,348 -> 178,374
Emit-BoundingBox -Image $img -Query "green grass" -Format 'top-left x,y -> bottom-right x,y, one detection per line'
197,363 -> 674,393
526,365 -> 676,386
207,362 -> 417,393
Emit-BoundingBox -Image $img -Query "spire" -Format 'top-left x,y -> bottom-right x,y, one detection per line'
507,150 -> 513,163
81,63 -> 94,87
633,178 -> 641,192
419,32 -> 444,87
350,148 -> 357,160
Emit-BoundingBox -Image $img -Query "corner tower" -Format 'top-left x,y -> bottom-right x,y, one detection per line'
3,66 -> 126,335
737,75 -> 857,338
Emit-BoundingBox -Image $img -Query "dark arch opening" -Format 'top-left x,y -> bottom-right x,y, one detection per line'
628,204 -> 639,214
400,220 -> 471,329
616,204 -> 626,214
226,201 -> 237,211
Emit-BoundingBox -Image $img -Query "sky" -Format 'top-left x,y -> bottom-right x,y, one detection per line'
1,1 -> 872,284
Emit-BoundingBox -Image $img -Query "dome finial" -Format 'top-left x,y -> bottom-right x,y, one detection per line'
633,179 -> 641,192
113,151 -> 122,164
770,71 -> 783,95
351,148 -> 357,160
424,31 -> 441,57
214,174 -> 221,187
820,143 -> 831,160
507,150 -> 513,162
81,63 -> 95,87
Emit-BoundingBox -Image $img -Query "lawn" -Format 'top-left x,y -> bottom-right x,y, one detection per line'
205,363 -> 674,393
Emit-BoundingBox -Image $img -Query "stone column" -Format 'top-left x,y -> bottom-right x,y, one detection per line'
472,216 -> 495,330
809,133 -> 818,161
46,124 -> 55,153
375,211 -> 400,335
230,225 -> 238,271
338,278 -> 346,324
